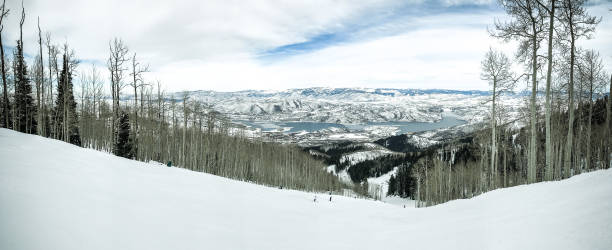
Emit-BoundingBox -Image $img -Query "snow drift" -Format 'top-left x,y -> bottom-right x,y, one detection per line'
1,128 -> 611,250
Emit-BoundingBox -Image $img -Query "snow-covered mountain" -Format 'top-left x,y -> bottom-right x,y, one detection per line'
183,87 -> 521,124
177,87 -> 523,143
3,129 -> 610,250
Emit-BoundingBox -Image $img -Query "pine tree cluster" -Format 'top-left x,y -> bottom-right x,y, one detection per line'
113,111 -> 133,159
51,54 -> 81,146
13,41 -> 37,134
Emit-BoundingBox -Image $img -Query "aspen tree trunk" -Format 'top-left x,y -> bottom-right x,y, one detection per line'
198,115 -> 203,171
110,69 -> 115,145
564,31 -> 576,179
0,0 -> 7,128
182,96 -> 188,166
132,62 -> 138,153
503,131 -> 508,187
424,161 -> 428,207
171,99 -> 176,164
12,64 -> 16,130
36,18 -> 44,136
607,75 -> 611,168
555,90 -> 563,179
528,27 -> 538,184
46,40 -> 55,137
157,85 -> 163,162
491,77 -> 497,186
0,29 -> 8,128
140,86 -> 144,120
544,0 -> 555,181
92,90 -> 96,148
63,55 -> 68,142
576,75 -> 584,172
192,112 -> 197,169
586,73 -> 593,171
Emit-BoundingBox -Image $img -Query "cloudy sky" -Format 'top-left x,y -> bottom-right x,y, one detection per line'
3,0 -> 612,92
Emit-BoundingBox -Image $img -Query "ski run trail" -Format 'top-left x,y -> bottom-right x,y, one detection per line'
1,128 -> 611,250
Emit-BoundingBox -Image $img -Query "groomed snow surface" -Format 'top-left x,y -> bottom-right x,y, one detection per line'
1,128 -> 611,250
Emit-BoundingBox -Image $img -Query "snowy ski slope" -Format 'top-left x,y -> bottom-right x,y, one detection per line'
1,128 -> 611,250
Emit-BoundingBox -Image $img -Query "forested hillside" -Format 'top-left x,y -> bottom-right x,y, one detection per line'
379,0 -> 612,207
0,1 -> 349,194
0,0 -> 610,206
387,96 -> 611,206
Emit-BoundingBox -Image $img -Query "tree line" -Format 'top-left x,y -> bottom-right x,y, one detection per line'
0,0 -> 351,194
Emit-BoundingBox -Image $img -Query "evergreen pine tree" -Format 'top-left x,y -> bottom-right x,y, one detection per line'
114,111 -> 133,159
387,175 -> 397,196
13,41 -> 37,134
52,54 -> 80,146
0,93 -> 11,129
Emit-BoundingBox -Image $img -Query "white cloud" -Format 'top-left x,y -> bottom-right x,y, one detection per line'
1,0 -> 610,92
3,0 -> 400,63
156,10 -> 514,91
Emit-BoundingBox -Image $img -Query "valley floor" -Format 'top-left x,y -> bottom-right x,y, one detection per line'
1,128 -> 611,250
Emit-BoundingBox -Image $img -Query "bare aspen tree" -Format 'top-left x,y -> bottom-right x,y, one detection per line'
579,50 -> 605,170
170,95 -> 177,162
481,48 -> 513,186
575,58 -> 586,171
87,64 -> 102,148
156,80 -> 164,161
492,0 -> 545,183
559,0 -> 599,178
129,53 -> 148,158
536,0 -> 557,180
36,17 -> 45,136
45,34 -> 58,137
0,0 -> 8,128
107,38 -> 129,150
181,92 -> 190,166
79,70 -> 89,143
32,56 -> 43,134
140,83 -> 148,121
605,72 -> 612,167
88,65 -> 102,119
45,34 -> 55,103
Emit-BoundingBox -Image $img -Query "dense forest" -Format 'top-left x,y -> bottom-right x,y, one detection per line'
0,0 -> 353,195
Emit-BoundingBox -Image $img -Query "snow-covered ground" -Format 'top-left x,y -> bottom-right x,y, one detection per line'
339,149 -> 401,166
367,166 -> 398,199
1,128 -> 611,250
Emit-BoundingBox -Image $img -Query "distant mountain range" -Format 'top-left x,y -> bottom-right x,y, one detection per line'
167,87 -> 523,126
181,87 -> 494,99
